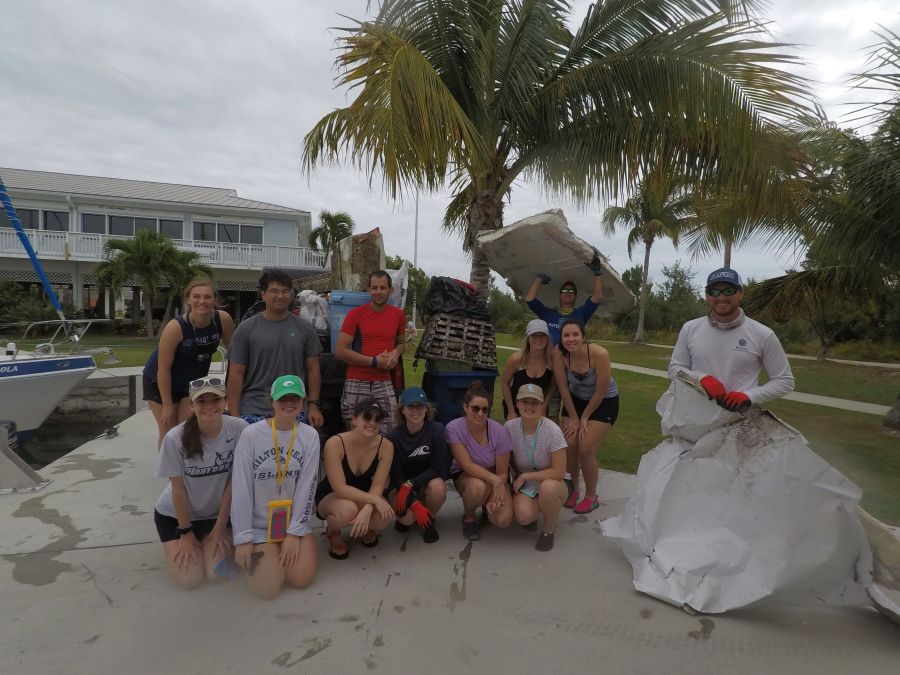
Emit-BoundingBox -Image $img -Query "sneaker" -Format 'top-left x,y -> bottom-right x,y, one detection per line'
535,531 -> 555,551
564,490 -> 580,510
462,517 -> 480,541
423,522 -> 440,544
394,520 -> 411,533
573,497 -> 599,514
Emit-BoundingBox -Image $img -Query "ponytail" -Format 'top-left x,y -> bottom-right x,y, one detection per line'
182,414 -> 203,459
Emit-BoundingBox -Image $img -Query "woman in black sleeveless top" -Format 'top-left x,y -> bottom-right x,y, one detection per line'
315,399 -> 395,559
501,319 -> 557,420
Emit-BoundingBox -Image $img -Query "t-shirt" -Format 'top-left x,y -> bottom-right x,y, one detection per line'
340,303 -> 405,381
445,417 -> 512,472
504,417 -> 567,474
230,419 -> 320,545
154,415 -> 249,521
668,310 -> 794,404
388,420 -> 450,490
526,298 -> 600,346
228,313 -> 321,415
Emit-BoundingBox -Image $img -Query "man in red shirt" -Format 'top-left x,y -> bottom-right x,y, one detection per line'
335,270 -> 406,432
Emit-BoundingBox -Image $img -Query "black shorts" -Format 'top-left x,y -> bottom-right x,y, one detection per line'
142,375 -> 189,405
154,509 -> 225,543
562,394 -> 619,425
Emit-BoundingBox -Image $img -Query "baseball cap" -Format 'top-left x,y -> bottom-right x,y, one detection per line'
271,375 -> 306,400
353,398 -> 386,416
189,376 -> 226,401
516,383 -> 545,403
559,280 -> 577,292
399,387 -> 428,407
525,319 -> 549,337
706,268 -> 743,290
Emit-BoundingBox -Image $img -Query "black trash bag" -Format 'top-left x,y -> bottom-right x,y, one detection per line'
422,277 -> 490,321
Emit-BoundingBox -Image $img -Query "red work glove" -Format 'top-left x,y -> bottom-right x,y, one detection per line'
409,500 -> 434,530
394,482 -> 414,516
722,391 -> 751,413
700,375 -> 727,402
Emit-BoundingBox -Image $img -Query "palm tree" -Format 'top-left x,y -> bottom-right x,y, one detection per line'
302,0 -> 813,296
95,230 -> 182,340
601,174 -> 694,341
159,249 -> 214,325
309,210 -> 355,253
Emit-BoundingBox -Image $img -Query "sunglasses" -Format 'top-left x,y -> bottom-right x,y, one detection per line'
190,376 -> 225,389
707,287 -> 739,297
361,411 -> 385,423
467,404 -> 490,414
560,289 -> 576,295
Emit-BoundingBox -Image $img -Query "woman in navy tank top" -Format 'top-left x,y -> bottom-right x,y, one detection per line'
142,278 -> 235,447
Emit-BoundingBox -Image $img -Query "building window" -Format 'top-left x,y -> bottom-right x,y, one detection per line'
160,219 -> 183,240
109,216 -> 134,237
217,223 -> 239,243
82,213 -> 106,234
193,221 -> 216,241
43,211 -> 69,231
240,225 -> 263,245
135,217 -> 157,234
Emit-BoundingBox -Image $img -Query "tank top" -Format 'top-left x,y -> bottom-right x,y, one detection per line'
315,435 -> 383,502
565,348 -> 618,400
143,312 -> 222,390
503,365 -> 554,417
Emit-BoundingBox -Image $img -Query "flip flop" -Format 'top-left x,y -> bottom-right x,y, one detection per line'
324,530 -> 349,560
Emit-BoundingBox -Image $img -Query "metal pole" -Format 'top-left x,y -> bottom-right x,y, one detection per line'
411,191 -> 419,327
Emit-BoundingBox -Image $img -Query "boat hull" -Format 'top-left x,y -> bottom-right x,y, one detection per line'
0,355 -> 96,438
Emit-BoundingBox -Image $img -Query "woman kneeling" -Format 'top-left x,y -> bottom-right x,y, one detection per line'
231,375 -> 320,598
154,376 -> 247,589
315,399 -> 395,560
446,382 -> 514,541
504,383 -> 568,551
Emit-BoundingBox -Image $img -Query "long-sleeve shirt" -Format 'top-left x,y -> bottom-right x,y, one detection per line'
230,419 -> 320,545
388,421 -> 450,491
668,310 -> 795,405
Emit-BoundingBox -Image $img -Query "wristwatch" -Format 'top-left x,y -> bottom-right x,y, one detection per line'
175,525 -> 193,537
308,399 -> 322,409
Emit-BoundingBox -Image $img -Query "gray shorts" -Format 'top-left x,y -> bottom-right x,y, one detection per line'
340,379 -> 397,434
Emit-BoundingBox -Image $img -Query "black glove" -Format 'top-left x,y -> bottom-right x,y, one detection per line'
585,249 -> 603,276
537,273 -> 551,285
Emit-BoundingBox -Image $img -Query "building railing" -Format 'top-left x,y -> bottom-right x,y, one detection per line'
0,228 -> 327,270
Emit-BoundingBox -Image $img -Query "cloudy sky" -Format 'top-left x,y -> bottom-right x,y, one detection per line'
1,1 -> 897,291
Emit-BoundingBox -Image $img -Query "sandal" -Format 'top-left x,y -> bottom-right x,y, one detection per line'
535,531 -> 555,551
564,490 -> 580,510
325,530 -> 349,560
573,497 -> 599,514
462,517 -> 480,541
360,530 -> 379,548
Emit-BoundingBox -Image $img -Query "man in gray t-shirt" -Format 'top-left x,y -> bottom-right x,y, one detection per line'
226,270 -> 323,424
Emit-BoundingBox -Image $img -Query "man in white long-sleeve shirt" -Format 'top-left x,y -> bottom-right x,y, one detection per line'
668,268 -> 794,412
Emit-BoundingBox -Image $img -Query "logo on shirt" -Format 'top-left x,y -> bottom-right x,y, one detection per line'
738,338 -> 747,347
185,448 -> 233,478
409,445 -> 431,457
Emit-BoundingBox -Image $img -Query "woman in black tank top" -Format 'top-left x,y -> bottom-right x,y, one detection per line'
315,399 -> 395,559
501,319 -> 557,420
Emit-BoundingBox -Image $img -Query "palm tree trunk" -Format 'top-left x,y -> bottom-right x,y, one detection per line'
143,286 -> 155,340
635,240 -> 653,342
724,239 -> 732,268
95,282 -> 107,319
466,188 -> 504,297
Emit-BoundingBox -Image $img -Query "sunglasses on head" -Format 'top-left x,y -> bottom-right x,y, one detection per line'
707,287 -> 739,297
361,411 -> 385,423
467,404 -> 490,414
189,376 -> 224,389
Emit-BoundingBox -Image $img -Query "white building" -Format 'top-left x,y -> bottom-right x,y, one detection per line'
0,167 -> 326,320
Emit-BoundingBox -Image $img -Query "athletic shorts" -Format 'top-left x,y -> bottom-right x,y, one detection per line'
340,379 -> 397,433
154,509 -> 228,543
142,375 -> 189,405
562,394 -> 619,425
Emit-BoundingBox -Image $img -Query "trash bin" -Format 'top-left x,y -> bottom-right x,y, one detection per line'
422,369 -> 499,425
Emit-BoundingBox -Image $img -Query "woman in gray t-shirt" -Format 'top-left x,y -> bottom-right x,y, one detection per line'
503,383 -> 568,551
154,376 -> 247,589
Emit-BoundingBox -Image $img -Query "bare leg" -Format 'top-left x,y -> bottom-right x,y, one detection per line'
513,492 -> 539,526
201,530 -> 231,583
537,479 -> 567,533
486,483 -> 513,528
284,534 -> 318,589
161,540 -> 205,590
245,542 -> 284,599
420,477 -> 448,515
454,475 -> 490,520
578,421 -> 612,500
561,415 -> 580,490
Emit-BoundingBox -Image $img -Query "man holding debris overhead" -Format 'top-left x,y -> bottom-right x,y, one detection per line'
668,268 -> 794,411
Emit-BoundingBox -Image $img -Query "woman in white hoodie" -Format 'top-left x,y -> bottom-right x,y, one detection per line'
231,375 -> 320,598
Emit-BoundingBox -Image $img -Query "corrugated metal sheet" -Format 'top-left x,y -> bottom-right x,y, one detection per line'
0,167 -> 308,215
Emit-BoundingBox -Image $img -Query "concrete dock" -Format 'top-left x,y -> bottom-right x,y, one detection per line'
1,409 -> 898,674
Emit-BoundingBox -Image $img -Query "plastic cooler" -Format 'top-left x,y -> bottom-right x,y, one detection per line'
327,290 -> 396,353
422,368 -> 499,425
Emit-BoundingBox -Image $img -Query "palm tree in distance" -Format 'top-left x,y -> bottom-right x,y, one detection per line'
309,210 -> 355,253
302,0 -> 814,296
602,174 -> 694,342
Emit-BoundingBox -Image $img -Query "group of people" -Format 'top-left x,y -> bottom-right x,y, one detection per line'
145,261 -> 793,598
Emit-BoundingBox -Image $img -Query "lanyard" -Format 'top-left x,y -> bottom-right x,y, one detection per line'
270,419 -> 296,491
521,420 -> 542,470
